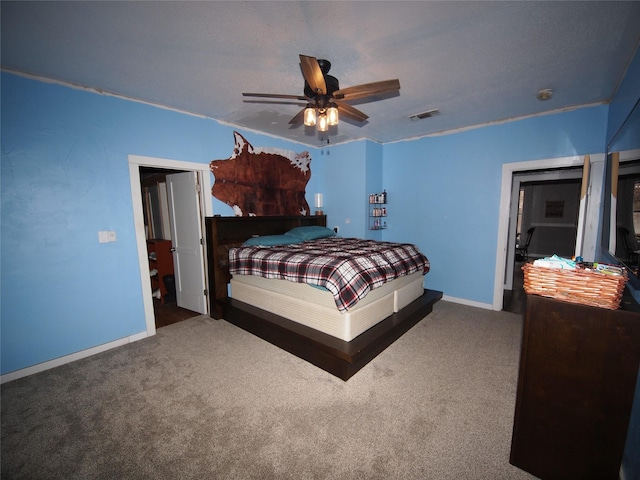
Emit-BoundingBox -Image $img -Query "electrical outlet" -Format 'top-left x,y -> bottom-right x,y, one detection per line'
333,226 -> 339,234
98,230 -> 117,243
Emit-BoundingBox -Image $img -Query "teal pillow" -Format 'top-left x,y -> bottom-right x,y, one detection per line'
285,226 -> 336,241
242,235 -> 302,247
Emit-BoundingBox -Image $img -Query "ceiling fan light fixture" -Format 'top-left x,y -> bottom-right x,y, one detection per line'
327,106 -> 339,126
304,107 -> 317,126
243,55 -> 401,134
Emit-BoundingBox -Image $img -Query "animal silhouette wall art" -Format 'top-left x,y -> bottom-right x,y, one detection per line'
209,132 -> 312,216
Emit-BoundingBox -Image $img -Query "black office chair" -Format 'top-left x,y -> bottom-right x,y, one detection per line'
516,227 -> 535,261
617,226 -> 639,264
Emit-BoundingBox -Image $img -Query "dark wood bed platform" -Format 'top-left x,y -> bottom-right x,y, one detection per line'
205,215 -> 442,381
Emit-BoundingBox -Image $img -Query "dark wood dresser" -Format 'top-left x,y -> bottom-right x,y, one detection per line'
510,294 -> 640,479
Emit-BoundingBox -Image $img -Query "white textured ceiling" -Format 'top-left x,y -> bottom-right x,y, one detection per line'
2,1 -> 640,147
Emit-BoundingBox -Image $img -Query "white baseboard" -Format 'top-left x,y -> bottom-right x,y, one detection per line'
0,331 -> 151,384
442,294 -> 495,311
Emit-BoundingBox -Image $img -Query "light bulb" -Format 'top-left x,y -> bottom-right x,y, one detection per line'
327,106 -> 339,126
317,113 -> 328,132
303,107 -> 316,126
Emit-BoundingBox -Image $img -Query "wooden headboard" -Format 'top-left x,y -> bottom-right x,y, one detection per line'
204,215 -> 327,318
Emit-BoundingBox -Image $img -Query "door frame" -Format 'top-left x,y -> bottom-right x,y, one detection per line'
504,168 -> 584,290
493,153 -> 605,310
128,155 -> 213,337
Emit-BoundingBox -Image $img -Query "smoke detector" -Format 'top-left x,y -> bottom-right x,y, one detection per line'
537,88 -> 554,101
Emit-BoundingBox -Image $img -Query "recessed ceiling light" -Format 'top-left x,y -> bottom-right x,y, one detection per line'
537,88 -> 554,101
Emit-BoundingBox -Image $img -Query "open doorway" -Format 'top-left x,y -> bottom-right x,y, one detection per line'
494,154 -> 605,312
140,167 -> 199,328
504,173 -> 582,314
129,155 -> 213,337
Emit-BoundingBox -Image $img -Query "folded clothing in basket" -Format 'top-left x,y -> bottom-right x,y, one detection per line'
532,254 -> 624,276
533,254 -> 577,270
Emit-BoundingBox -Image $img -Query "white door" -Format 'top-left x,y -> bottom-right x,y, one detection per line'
166,171 -> 207,314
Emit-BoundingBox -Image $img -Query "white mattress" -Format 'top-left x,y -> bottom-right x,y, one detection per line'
230,272 -> 424,341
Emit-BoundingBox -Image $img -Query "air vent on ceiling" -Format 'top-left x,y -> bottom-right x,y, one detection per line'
409,109 -> 440,121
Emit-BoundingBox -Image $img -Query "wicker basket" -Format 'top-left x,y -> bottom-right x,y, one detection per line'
522,263 -> 628,309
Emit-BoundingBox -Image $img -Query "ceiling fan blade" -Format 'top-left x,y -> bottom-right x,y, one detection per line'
243,92 -> 308,100
289,107 -> 306,126
333,79 -> 400,101
334,100 -> 368,122
299,55 -> 327,96
243,100 -> 307,107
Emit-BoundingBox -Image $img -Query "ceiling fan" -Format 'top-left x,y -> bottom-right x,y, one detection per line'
242,54 -> 400,132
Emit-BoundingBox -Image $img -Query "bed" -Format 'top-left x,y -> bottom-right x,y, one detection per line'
205,215 -> 442,380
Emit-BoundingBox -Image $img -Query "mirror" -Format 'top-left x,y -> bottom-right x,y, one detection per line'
606,97 -> 640,279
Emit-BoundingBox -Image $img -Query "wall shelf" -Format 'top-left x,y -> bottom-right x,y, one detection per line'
369,191 -> 388,230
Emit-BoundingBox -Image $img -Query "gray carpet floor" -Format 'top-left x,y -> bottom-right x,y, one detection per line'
1,301 -> 538,479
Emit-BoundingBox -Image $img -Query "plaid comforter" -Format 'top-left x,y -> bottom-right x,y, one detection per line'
229,237 -> 430,312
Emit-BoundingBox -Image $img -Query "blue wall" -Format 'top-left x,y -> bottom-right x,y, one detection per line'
0,73 -> 323,374
608,44 -> 640,146
317,140 -> 368,239
382,106 -> 607,304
